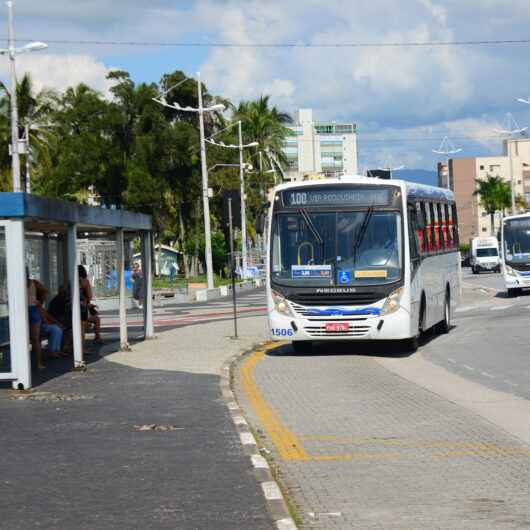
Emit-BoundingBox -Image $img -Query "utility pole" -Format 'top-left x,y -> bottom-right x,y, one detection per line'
197,73 -> 215,289
7,0 -> 20,192
238,121 -> 248,276
228,197 -> 238,339
24,122 -> 30,192
1,2 -> 47,193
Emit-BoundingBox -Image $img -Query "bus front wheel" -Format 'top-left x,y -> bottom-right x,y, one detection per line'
292,341 -> 313,354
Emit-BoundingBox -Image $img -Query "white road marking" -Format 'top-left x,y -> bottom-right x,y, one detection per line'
251,454 -> 270,469
447,358 -> 456,364
261,481 -> 283,500
240,432 -> 257,445
504,380 -> 519,387
232,415 -> 248,426
490,305 -> 513,311
481,371 -> 495,379
276,519 -> 297,530
308,512 -> 342,518
227,401 -> 239,410
463,364 -> 475,371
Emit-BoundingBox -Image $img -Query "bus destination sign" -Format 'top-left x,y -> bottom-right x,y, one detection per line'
283,187 -> 393,207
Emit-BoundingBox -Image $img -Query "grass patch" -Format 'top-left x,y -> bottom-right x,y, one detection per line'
153,274 -> 241,289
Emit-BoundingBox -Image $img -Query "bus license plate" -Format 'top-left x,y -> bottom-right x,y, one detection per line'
326,322 -> 350,332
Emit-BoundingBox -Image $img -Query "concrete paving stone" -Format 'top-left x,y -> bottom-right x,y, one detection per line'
0,315 -> 273,530
235,344 -> 530,530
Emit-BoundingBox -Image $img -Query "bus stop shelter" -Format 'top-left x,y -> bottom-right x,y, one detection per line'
0,193 -> 153,390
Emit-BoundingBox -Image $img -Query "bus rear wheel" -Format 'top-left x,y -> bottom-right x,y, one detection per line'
292,341 -> 313,354
508,288 -> 522,297
437,292 -> 451,334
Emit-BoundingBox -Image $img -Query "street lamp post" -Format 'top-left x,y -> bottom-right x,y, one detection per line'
493,113 -> 527,215
0,1 -> 48,193
197,73 -> 215,290
207,123 -> 258,278
153,73 -> 225,290
432,136 -> 462,190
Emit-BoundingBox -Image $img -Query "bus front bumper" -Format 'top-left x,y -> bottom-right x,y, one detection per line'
504,275 -> 530,289
268,307 -> 413,342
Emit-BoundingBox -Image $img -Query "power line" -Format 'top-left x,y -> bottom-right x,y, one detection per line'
8,37 -> 530,49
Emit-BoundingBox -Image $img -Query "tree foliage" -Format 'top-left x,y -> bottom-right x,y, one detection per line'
0,70 -> 292,276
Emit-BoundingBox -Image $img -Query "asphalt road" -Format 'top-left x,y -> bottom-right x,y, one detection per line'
424,266 -> 530,400
460,265 -> 506,292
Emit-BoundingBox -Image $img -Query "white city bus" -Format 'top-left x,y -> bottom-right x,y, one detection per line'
501,212 -> 530,296
264,176 -> 460,353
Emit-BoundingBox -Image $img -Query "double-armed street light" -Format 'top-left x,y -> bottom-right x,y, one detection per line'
0,1 -> 48,193
432,136 -> 462,190
207,121 -> 258,277
153,73 -> 225,290
493,112 -> 528,214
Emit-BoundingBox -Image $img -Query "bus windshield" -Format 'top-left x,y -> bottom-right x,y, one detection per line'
504,218 -> 530,263
271,210 -> 402,286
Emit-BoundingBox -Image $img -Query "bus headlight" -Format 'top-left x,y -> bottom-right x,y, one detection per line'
381,287 -> 404,316
505,265 -> 518,277
271,290 -> 294,316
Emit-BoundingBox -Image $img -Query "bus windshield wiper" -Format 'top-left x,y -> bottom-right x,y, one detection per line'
353,205 -> 374,266
299,208 -> 323,246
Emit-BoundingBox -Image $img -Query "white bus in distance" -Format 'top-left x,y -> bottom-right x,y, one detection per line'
264,176 -> 461,353
501,212 -> 530,296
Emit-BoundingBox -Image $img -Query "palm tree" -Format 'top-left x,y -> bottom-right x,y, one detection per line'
233,95 -> 292,190
0,73 -> 58,192
474,174 -> 511,235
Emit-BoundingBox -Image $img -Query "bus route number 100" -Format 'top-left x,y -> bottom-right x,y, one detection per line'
290,192 -> 308,205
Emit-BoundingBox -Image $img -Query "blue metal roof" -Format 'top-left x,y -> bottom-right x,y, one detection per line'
0,193 -> 152,231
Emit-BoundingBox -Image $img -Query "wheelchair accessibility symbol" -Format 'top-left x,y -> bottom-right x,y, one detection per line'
338,270 -> 351,284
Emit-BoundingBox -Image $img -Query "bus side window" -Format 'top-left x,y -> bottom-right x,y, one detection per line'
408,204 -> 420,261
451,203 -> 459,247
433,203 -> 441,251
415,202 -> 425,254
424,202 -> 433,253
447,204 -> 454,248
441,203 -> 449,249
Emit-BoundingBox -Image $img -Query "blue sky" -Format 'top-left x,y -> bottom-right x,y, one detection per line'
2,0 -> 530,171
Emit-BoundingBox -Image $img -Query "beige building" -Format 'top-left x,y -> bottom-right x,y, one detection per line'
439,138 -> 530,242
283,109 -> 358,180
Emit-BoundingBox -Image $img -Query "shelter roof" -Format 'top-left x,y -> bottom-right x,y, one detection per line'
0,193 -> 152,233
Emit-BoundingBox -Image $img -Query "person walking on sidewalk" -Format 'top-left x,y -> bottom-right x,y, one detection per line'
132,262 -> 144,309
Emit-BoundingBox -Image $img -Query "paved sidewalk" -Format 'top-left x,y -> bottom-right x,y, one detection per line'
0,315 -> 272,530
235,342 -> 530,530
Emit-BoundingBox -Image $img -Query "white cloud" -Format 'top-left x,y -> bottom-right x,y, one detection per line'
0,54 -> 114,96
5,0 -> 530,169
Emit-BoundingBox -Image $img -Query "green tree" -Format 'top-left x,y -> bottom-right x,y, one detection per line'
474,175 -> 511,235
0,74 -> 58,192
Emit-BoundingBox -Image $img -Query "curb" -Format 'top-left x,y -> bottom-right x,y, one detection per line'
219,343 -> 298,530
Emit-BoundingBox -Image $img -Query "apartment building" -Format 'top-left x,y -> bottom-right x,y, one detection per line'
440,138 -> 530,242
283,109 -> 358,180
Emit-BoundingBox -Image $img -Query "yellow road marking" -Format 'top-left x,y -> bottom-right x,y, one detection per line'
240,343 -> 310,461
239,343 -> 530,463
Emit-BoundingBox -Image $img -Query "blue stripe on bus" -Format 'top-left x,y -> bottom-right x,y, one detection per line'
303,307 -> 381,317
